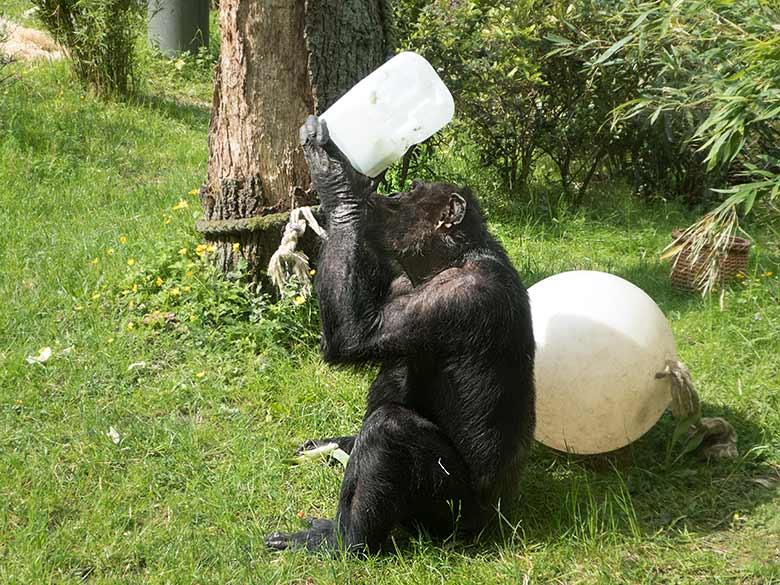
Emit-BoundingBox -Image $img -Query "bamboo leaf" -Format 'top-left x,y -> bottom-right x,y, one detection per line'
629,9 -> 653,31
592,34 -> 635,65
661,244 -> 684,261
545,33 -> 572,45
650,104 -> 664,125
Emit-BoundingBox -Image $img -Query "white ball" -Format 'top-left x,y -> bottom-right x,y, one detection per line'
529,271 -> 676,454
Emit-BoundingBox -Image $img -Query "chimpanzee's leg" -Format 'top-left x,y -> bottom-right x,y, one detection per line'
267,403 -> 478,552
336,403 -> 478,551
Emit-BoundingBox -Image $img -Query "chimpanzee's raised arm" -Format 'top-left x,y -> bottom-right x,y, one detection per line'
301,116 -> 452,363
300,116 -> 398,362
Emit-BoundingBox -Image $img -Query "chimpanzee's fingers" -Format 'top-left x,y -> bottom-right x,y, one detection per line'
316,118 -> 330,146
299,115 -> 320,147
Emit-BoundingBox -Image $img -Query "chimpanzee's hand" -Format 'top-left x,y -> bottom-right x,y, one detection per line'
299,115 -> 371,214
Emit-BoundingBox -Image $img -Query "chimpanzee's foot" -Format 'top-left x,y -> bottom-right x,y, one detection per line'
265,518 -> 337,551
297,435 -> 356,456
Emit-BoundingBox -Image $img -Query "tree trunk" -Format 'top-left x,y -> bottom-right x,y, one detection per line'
198,0 -> 393,282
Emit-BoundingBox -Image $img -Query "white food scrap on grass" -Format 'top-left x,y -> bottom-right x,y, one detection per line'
25,346 -> 52,365
107,426 -> 121,445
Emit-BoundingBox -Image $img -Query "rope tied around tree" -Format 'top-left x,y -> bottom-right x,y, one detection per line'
656,359 -> 738,460
194,214 -> 284,236
267,207 -> 327,297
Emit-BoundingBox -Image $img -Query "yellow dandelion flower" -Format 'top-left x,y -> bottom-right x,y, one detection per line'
164,218 -> 172,225
767,271 -> 774,277
127,321 -> 135,330
91,292 -> 101,300
232,242 -> 241,252
155,277 -> 163,287
309,269 -> 316,276
127,258 -> 136,267
170,287 -> 181,297
172,199 -> 189,211
90,257 -> 99,265
188,188 -> 199,196
129,300 -> 135,309
75,305 -> 83,311
186,270 -> 194,278
122,289 -> 130,295
183,285 -> 191,293
106,248 -> 115,255
178,247 -> 188,256
206,244 -> 216,253
132,283 -> 139,293
119,235 -> 128,244
189,314 -> 197,322
293,295 -> 305,305
195,371 -> 206,379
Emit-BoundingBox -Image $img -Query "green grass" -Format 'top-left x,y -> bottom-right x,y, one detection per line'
2,0 -> 34,22
1,54 -> 780,584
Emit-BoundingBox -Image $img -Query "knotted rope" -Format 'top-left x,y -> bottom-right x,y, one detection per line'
195,214 -> 279,236
267,207 -> 327,297
656,360 -> 738,459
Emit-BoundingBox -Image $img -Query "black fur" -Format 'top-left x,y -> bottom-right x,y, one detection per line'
266,116 -> 535,553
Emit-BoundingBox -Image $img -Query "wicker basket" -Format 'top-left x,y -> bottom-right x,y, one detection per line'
670,229 -> 751,292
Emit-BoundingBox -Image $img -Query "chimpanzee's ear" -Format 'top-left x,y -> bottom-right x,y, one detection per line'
446,193 -> 467,226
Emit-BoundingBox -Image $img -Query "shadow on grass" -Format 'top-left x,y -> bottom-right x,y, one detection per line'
136,93 -> 211,130
510,402 -> 777,545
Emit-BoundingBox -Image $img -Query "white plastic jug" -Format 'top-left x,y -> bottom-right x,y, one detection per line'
319,52 -> 454,178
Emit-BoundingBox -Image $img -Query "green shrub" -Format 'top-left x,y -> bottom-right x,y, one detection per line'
113,223 -> 320,352
555,0 -> 780,290
402,0 -> 641,197
32,0 -> 142,97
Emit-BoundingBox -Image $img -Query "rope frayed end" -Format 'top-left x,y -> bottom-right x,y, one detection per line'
266,207 -> 327,297
657,359 -> 738,460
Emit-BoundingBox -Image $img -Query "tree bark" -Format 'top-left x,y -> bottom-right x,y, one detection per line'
199,0 -> 393,282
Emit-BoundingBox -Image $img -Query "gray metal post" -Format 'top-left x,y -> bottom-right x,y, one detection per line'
148,0 -> 209,57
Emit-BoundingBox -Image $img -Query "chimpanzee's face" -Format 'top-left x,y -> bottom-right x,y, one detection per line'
370,180 -> 454,257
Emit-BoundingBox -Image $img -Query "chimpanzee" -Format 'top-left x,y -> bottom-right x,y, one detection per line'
265,116 -> 535,553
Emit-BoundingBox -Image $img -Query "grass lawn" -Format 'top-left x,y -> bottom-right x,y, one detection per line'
2,46 -> 780,584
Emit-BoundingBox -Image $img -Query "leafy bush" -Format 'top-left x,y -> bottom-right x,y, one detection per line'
32,0 -> 142,97
403,0 -> 640,197
555,0 -> 780,289
408,1 -> 545,193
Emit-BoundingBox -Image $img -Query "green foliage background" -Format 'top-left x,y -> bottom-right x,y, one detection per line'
397,0 -> 779,273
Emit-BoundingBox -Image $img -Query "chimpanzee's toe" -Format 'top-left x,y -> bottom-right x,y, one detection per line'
296,438 -> 327,455
265,531 -> 292,551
